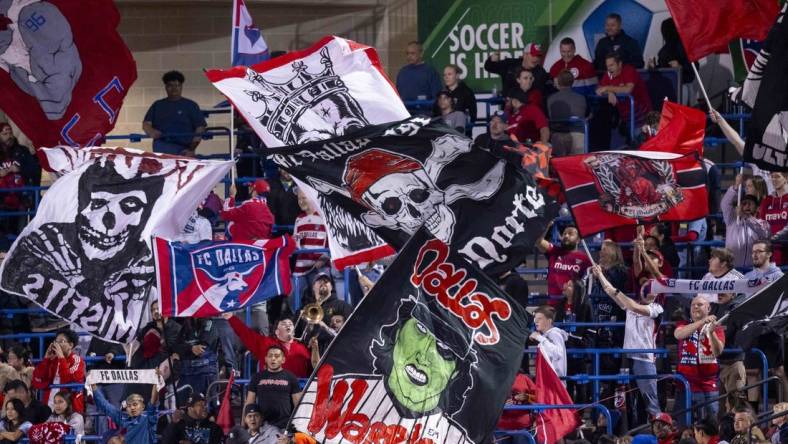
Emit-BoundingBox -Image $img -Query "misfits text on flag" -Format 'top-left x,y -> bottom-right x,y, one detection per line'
0,147 -> 231,343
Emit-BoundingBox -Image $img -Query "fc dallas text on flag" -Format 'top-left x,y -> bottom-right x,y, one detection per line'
268,117 -> 558,276
551,151 -> 708,237
290,228 -> 530,444
0,147 -> 232,343
154,235 -> 295,318
206,35 -> 409,269
0,0 -> 137,148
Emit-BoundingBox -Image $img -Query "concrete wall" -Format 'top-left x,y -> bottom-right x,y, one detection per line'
110,0 -> 418,155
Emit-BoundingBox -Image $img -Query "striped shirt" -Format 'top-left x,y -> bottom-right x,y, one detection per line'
293,212 -> 328,276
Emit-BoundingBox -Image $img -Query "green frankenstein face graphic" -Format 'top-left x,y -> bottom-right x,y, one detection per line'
387,318 -> 459,413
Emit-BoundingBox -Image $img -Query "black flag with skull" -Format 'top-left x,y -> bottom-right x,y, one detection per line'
268,117 -> 558,276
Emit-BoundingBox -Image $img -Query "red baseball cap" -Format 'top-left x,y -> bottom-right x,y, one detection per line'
525,43 -> 544,57
252,179 -> 270,195
652,412 -> 673,426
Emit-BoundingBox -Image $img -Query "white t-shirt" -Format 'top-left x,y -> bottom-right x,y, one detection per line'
624,302 -> 663,362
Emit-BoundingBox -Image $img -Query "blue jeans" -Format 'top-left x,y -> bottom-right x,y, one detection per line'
632,360 -> 660,417
207,318 -> 239,371
673,384 -> 719,426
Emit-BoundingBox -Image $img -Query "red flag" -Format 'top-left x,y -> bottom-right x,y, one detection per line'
0,0 -> 137,149
551,151 -> 708,237
665,0 -> 779,62
534,349 -> 578,444
640,101 -> 707,156
216,373 -> 235,434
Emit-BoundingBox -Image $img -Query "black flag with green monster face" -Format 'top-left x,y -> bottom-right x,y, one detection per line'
289,228 -> 530,444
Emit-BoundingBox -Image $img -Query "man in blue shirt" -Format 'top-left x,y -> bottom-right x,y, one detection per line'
395,42 -> 441,103
143,71 -> 207,156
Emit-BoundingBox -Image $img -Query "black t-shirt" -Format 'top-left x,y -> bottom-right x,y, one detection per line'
162,415 -> 224,444
251,369 -> 300,428
24,399 -> 52,424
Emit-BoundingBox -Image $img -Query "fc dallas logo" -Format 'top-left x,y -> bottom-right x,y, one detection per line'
585,154 -> 684,218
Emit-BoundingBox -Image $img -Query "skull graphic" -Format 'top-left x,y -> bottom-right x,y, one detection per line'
75,160 -> 164,262
340,134 -> 506,243
78,190 -> 147,260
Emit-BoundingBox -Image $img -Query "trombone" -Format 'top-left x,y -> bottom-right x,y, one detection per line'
296,302 -> 337,341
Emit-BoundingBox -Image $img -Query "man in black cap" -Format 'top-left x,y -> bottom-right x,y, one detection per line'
227,403 -> 281,444
161,393 -> 223,444
296,270 -> 352,343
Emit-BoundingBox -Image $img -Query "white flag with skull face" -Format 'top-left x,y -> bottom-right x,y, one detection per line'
205,35 -> 409,269
0,147 -> 232,343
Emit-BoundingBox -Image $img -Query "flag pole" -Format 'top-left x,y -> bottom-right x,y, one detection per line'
229,0 -> 238,186
580,238 -> 598,267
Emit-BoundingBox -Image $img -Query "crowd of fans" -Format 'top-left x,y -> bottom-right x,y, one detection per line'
0,10 -> 787,444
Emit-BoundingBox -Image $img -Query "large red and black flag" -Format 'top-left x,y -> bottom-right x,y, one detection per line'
0,0 -> 137,149
290,228 -> 531,444
731,3 -> 788,172
551,151 -> 708,237
267,117 -> 559,276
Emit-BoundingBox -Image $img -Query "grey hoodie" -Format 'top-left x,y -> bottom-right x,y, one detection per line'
721,186 -> 770,268
536,327 -> 570,378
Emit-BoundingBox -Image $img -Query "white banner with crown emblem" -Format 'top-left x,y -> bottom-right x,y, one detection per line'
206,36 -> 409,268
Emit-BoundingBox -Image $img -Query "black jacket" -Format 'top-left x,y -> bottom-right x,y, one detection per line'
593,30 -> 645,70
432,81 -> 478,122
162,414 -> 224,444
267,178 -> 300,229
483,58 -> 551,96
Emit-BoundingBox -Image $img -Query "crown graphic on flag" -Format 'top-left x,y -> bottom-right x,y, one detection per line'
243,47 -> 350,143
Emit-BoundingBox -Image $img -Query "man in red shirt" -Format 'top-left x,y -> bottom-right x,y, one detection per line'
223,314 -> 314,378
674,296 -> 724,424
759,171 -> 787,264
596,52 -> 652,139
220,179 -> 275,241
505,89 -> 550,144
536,224 -> 592,302
549,37 -> 598,96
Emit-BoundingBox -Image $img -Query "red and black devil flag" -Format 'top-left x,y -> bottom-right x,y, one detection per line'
268,117 -> 559,276
289,227 -> 531,444
551,151 -> 708,237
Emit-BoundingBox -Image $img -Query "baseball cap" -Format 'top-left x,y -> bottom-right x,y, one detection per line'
243,404 -> 261,416
524,43 -> 544,57
742,194 -> 760,205
252,179 -> 270,195
652,412 -> 674,426
186,393 -> 206,406
490,111 -> 508,122
504,88 -> 528,103
309,270 -> 332,287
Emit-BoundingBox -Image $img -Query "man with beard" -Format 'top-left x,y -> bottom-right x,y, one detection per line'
536,224 -> 592,304
296,272 -> 352,352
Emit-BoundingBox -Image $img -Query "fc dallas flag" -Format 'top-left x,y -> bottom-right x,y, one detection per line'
0,0 -> 137,148
269,117 -> 558,276
665,0 -> 779,62
640,101 -> 707,156
551,151 -> 708,237
154,235 -> 294,317
290,228 -> 531,444
733,3 -> 788,171
206,35 -> 408,269
534,349 -> 579,444
0,147 -> 231,343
